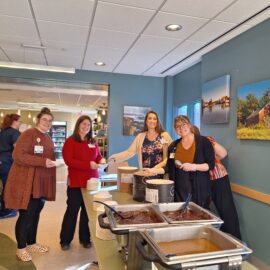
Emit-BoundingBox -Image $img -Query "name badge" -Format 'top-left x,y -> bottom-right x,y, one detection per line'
169,153 -> 175,159
88,143 -> 95,148
34,145 -> 44,154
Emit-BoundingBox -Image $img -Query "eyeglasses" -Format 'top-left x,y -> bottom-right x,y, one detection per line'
40,118 -> 53,123
175,123 -> 187,130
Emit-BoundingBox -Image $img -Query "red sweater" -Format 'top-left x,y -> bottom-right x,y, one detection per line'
62,137 -> 102,188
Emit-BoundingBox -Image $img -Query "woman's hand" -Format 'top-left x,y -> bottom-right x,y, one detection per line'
143,167 -> 165,175
180,163 -> 196,172
46,159 -> 56,168
90,161 -> 99,170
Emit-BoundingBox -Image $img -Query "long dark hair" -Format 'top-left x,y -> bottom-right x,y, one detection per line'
143,110 -> 164,134
36,107 -> 54,125
1,114 -> 20,129
72,115 -> 95,143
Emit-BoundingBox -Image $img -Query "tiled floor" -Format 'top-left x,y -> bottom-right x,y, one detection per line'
0,165 -> 97,270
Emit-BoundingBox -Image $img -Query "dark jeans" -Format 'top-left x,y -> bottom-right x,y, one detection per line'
211,175 -> 242,240
15,197 -> 45,249
60,187 -> 90,245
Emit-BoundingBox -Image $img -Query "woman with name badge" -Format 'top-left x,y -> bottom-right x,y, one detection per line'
60,115 -> 103,251
4,107 -> 56,262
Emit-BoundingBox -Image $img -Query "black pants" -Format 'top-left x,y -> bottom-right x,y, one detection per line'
60,187 -> 90,245
15,198 -> 45,249
211,175 -> 241,240
0,160 -> 12,213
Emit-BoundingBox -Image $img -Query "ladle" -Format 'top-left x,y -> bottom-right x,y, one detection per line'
93,201 -> 132,219
182,193 -> 192,213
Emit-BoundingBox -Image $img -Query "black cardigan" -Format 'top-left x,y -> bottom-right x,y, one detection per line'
165,135 -> 215,208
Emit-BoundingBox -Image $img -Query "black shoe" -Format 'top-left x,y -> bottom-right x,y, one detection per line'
80,241 -> 91,249
60,243 -> 70,251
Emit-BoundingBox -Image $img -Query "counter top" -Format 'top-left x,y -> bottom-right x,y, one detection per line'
81,187 -> 135,270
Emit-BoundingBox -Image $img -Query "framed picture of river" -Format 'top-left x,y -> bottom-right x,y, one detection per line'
201,75 -> 230,124
123,105 -> 151,136
237,79 -> 270,140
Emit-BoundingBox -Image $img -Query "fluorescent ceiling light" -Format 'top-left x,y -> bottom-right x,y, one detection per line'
17,101 -> 56,106
0,61 -> 75,74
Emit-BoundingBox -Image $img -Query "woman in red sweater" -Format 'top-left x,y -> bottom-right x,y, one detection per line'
60,115 -> 103,250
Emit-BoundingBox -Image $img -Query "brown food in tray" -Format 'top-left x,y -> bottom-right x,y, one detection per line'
114,210 -> 162,225
163,209 -> 212,221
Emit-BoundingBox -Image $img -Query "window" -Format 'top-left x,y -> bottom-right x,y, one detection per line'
176,100 -> 201,128
178,104 -> 188,116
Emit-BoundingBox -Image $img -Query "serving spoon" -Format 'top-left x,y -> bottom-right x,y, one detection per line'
93,201 -> 132,219
181,193 -> 192,214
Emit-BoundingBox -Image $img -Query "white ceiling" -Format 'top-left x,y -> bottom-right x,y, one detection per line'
0,0 -> 269,112
0,0 -> 269,77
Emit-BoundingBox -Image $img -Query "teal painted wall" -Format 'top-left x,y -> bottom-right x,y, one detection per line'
0,69 -> 166,166
173,18 -> 270,265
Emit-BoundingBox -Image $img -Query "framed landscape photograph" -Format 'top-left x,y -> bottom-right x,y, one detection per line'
237,79 -> 270,140
123,106 -> 151,136
201,75 -> 230,124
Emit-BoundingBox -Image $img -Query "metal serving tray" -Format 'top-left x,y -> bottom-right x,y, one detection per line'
105,203 -> 168,232
154,202 -> 223,227
138,225 -> 252,267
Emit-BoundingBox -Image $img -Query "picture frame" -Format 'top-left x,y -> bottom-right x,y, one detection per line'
237,79 -> 270,140
201,75 -> 230,124
123,105 -> 152,136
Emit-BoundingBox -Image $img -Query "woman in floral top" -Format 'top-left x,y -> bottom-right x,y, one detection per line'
109,111 -> 172,172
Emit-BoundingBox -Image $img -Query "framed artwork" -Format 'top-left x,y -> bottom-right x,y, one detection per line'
201,75 -> 230,124
123,106 -> 151,136
237,79 -> 270,140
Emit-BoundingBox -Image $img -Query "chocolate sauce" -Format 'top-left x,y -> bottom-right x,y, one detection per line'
163,209 -> 212,221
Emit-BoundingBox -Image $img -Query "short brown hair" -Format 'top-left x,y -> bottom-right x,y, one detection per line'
72,115 -> 94,143
1,114 -> 20,129
143,111 -> 164,134
174,115 -> 195,133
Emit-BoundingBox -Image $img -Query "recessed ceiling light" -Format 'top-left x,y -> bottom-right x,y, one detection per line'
95,61 -> 106,66
165,24 -> 182,31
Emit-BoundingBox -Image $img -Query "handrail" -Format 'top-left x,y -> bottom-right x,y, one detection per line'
231,182 -> 270,205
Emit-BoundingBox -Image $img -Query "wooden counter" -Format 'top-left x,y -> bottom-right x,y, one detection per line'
81,187 -> 135,270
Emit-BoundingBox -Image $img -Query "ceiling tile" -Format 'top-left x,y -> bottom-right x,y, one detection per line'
93,2 -> 155,33
0,49 -> 9,61
0,15 -> 39,39
31,0 -> 94,26
42,39 -> 85,56
114,49 -> 164,75
3,48 -> 46,65
99,0 -> 164,10
132,34 -> 181,53
0,0 -> 32,18
189,20 -> 236,42
83,46 -> 126,71
0,35 -> 41,48
162,0 -> 235,19
37,21 -> 88,44
89,28 -> 137,50
145,40 -> 205,74
46,52 -> 83,69
215,0 -> 270,23
144,12 -> 208,39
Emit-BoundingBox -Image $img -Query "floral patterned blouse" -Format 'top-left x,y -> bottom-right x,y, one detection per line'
142,135 -> 163,168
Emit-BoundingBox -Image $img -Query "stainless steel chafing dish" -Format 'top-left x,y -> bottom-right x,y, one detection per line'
154,202 -> 223,227
136,225 -> 252,270
98,203 -> 168,263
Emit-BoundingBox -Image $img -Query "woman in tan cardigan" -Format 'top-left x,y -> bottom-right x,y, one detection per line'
4,107 -> 56,262
109,111 -> 172,172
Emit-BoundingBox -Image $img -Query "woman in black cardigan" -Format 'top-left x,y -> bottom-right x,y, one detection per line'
145,115 -> 215,209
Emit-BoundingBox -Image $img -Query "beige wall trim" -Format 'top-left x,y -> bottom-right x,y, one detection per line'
231,183 -> 270,205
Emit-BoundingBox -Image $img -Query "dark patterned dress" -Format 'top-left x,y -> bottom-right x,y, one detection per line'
142,135 -> 163,168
